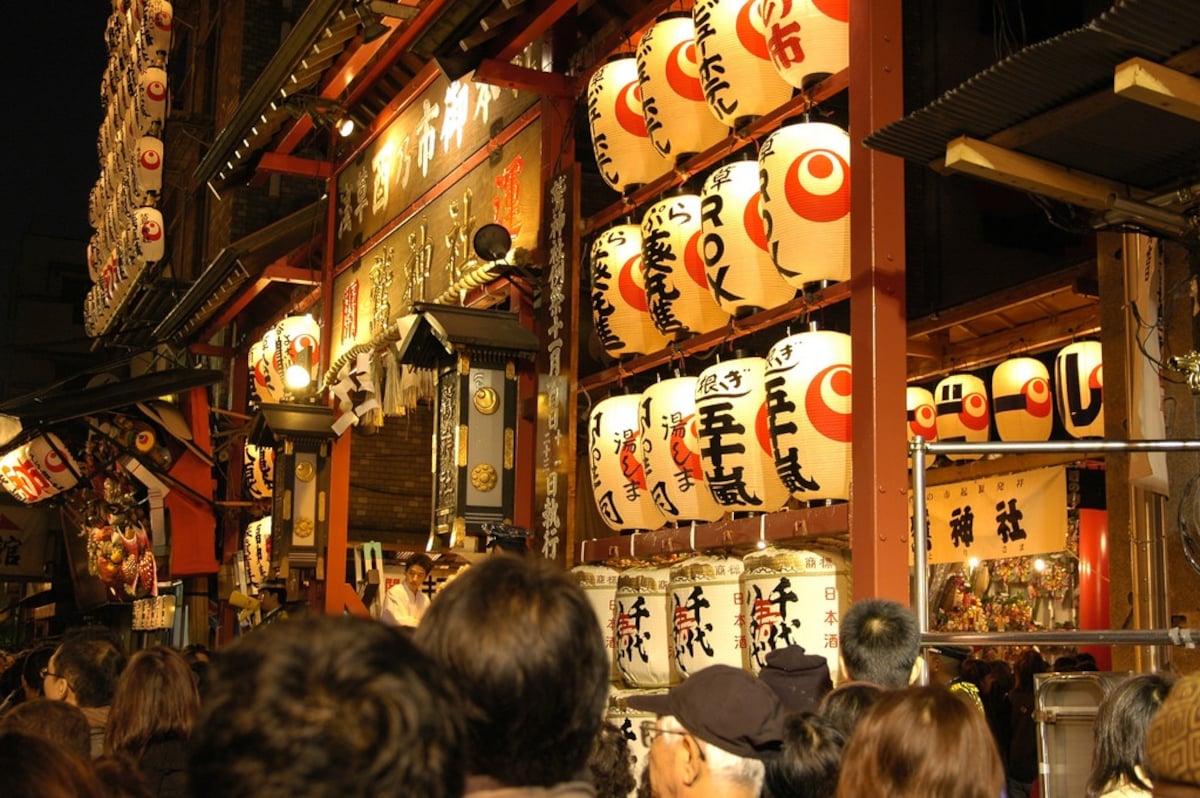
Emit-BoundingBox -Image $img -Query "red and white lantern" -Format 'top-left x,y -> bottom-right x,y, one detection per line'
758,122 -> 851,288
589,393 -> 666,533
132,135 -> 164,204
249,338 -> 283,404
764,329 -> 852,502
635,12 -> 728,164
934,373 -> 991,461
589,224 -> 669,358
761,0 -> 850,89
700,159 -> 798,315
692,0 -> 795,128
243,515 -> 272,590
128,206 -> 165,268
1055,341 -> 1104,439
906,385 -> 938,469
134,66 -> 168,135
273,314 -> 321,394
642,193 -> 730,338
694,356 -> 791,512
639,376 -> 724,523
615,565 -> 676,688
586,54 -> 667,193
670,554 -> 745,679
243,443 -> 275,500
992,357 -> 1054,441
0,433 -> 80,504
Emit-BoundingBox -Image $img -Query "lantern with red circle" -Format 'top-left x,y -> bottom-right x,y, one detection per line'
933,373 -> 991,461
589,393 -> 666,533
636,12 -> 728,164
586,54 -> 666,194
272,314 -> 321,397
134,66 -> 168,136
249,338 -> 282,404
906,386 -> 938,469
992,357 -> 1054,441
132,135 -> 164,204
1055,341 -> 1104,439
694,356 -> 791,512
764,329 -> 852,502
761,0 -> 850,90
692,0 -> 795,129
589,224 -> 669,358
639,376 -> 724,523
128,206 -> 165,269
0,433 -> 80,504
700,159 -> 798,315
642,192 -> 730,338
758,122 -> 851,288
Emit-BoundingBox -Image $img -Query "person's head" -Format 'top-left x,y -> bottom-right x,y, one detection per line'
818,680 -> 885,741
1011,649 -> 1049,691
105,646 -> 200,758
588,719 -> 637,798
925,645 -> 970,688
405,553 -> 434,595
257,581 -> 287,613
1144,671 -> 1200,796
1076,652 -> 1098,671
758,645 -> 834,713
836,685 -> 1005,798
1085,672 -> 1176,798
629,664 -> 785,797
21,645 -> 56,700
1053,655 -> 1078,672
838,598 -> 920,689
189,613 -> 463,798
94,752 -> 154,798
44,632 -> 127,708
983,658 -> 1013,697
414,553 -> 608,788
763,711 -> 845,798
0,729 -> 103,798
0,697 -> 92,758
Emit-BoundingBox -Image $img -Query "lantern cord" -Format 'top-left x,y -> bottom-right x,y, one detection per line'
689,521 -> 696,552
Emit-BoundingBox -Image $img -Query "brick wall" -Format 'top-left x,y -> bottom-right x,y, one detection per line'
348,407 -> 434,548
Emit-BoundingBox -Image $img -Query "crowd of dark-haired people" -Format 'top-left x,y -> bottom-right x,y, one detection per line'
1,567 -> 1197,798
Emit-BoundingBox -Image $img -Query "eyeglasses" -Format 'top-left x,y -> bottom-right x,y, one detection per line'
40,667 -> 63,681
640,720 -> 691,748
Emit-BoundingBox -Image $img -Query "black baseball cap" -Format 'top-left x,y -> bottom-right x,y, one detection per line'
627,664 -> 785,760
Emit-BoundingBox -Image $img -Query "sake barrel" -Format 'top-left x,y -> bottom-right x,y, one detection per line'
669,554 -> 746,680
615,565 -> 676,688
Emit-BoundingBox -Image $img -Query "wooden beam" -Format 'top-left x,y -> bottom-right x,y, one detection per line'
1114,57 -> 1200,123
256,151 -> 333,179
944,136 -> 1133,211
473,58 -> 577,98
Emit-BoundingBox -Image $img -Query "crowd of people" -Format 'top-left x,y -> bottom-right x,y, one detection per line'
0,560 -> 1197,798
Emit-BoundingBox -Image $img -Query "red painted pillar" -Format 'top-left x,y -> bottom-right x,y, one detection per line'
1076,508 -> 1111,670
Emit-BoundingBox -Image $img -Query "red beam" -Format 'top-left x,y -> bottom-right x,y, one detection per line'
474,58 -> 577,98
256,151 -> 333,179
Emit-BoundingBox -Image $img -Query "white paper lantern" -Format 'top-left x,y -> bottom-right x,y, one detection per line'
615,565 -> 676,688
992,357 -> 1054,441
934,373 -> 991,461
700,159 -> 798,314
1055,341 -> 1104,439
134,65 -> 168,135
642,193 -> 730,338
694,356 -> 791,512
243,515 -> 273,590
128,206 -> 165,267
0,433 -> 80,504
639,377 -> 724,523
635,12 -> 728,164
273,314 -> 321,393
764,329 -> 852,502
906,386 -> 938,469
572,564 -> 623,683
761,0 -> 850,89
589,394 -> 666,533
741,546 -> 850,675
243,443 -> 275,500
586,54 -> 667,193
670,554 -> 745,679
758,122 -> 851,288
692,0 -> 795,128
249,338 -> 283,404
589,224 -> 670,357
132,135 -> 163,203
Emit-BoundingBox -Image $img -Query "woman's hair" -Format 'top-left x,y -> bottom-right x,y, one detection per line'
587,720 -> 636,798
0,729 -> 103,798
104,646 -> 200,758
1085,672 -> 1176,798
819,680 -> 884,741
835,685 -> 1005,798
1011,649 -> 1048,691
763,711 -> 845,798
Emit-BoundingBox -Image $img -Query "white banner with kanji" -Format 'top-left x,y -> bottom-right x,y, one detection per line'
910,466 -> 1068,565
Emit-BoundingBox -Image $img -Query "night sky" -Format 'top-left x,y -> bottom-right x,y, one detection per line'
2,4 -> 111,266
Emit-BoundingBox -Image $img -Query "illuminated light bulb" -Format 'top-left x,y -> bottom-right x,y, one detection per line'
284,364 -> 312,391
336,116 -> 356,137
1033,558 -> 1046,572
968,557 -> 980,570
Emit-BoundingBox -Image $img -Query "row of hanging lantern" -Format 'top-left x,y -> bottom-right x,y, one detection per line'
586,0 -> 849,193
246,314 -> 323,406
907,341 -> 1105,464
589,124 -> 850,358
588,328 -> 852,534
85,0 -> 173,338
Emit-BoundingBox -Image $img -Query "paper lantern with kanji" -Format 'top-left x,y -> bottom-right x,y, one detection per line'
635,12 -> 728,164
992,357 -> 1054,441
906,386 -> 938,469
248,338 -> 283,404
128,206 -> 165,269
692,0 -> 795,128
243,516 -> 272,590
133,65 -> 168,135
0,433 -> 80,504
615,565 -> 676,688
639,377 -> 724,523
758,122 -> 851,288
642,192 -> 730,338
694,356 -> 791,512
589,393 -> 666,533
764,329 -> 852,502
586,54 -> 666,193
243,443 -> 275,500
700,159 -> 798,315
1055,341 -> 1104,439
572,564 -> 623,683
272,314 -> 321,394
670,554 -> 745,679
589,224 -> 669,358
761,0 -> 850,89
132,135 -> 164,204
741,546 -> 850,675
934,373 -> 991,461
